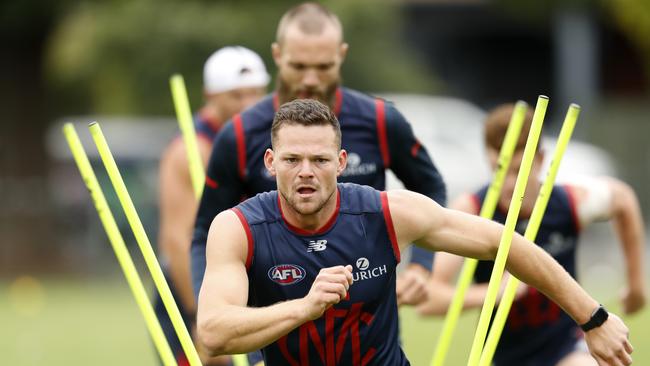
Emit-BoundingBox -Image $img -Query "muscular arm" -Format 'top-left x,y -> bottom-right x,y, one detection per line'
607,178 -> 647,314
388,189 -> 598,323
573,177 -> 647,314
386,189 -> 634,366
197,211 -> 353,356
158,137 -> 211,313
417,194 -> 517,315
197,211 -> 307,355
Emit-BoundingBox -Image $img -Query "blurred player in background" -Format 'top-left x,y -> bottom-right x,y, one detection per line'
157,46 -> 269,365
418,103 -> 646,366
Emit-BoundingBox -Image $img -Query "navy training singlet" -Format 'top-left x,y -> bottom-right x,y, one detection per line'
232,183 -> 410,366
192,87 -> 447,298
473,184 -> 582,366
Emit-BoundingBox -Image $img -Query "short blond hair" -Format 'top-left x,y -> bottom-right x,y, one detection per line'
275,2 -> 343,45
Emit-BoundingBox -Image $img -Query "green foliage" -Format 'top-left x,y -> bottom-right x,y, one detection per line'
45,0 -> 438,116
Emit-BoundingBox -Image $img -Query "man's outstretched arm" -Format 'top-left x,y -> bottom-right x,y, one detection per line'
197,210 -> 353,356
386,189 -> 633,366
604,178 -> 646,314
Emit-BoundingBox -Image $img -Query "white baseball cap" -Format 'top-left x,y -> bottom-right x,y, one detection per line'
203,46 -> 271,94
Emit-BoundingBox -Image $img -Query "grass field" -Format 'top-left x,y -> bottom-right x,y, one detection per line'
1,276 -> 648,365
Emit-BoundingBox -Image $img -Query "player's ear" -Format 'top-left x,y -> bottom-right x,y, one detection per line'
339,42 -> 349,61
337,149 -> 347,176
486,148 -> 499,171
264,148 -> 276,176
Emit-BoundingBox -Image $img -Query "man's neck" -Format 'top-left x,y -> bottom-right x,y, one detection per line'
279,190 -> 339,233
499,183 -> 542,219
200,105 -> 224,130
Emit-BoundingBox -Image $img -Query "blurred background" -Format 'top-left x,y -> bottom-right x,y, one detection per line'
1,0 -> 649,364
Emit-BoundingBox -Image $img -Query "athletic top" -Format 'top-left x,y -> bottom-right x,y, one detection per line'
472,184 -> 582,365
194,107 -> 221,142
192,87 -> 446,294
233,183 -> 409,366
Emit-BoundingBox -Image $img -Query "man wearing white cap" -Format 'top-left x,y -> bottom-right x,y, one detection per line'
200,46 -> 271,129
156,46 -> 269,366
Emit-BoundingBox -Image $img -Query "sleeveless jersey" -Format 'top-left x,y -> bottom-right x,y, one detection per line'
192,87 -> 447,296
233,183 -> 409,366
224,88 -> 413,194
472,184 -> 582,365
194,107 -> 221,142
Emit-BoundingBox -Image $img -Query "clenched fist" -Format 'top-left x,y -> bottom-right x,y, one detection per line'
303,265 -> 354,320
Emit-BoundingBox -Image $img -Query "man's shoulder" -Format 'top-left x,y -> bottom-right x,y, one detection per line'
341,87 -> 375,104
338,183 -> 383,214
212,94 -> 274,143
235,190 -> 280,225
339,88 -> 379,121
238,94 -> 275,129
340,88 -> 404,125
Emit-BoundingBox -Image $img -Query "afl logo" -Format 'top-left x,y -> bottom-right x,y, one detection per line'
268,264 -> 306,285
356,257 -> 370,270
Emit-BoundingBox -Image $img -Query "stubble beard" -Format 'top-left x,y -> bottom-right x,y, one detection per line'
276,75 -> 340,108
280,187 -> 336,217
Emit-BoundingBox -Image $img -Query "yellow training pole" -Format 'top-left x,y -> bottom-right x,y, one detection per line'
466,95 -> 548,366
62,123 -> 177,366
478,104 -> 580,366
430,101 -> 528,366
170,74 -> 205,198
89,122 -> 202,366
169,75 -> 251,366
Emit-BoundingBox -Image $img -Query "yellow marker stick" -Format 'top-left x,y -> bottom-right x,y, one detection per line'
430,101 -> 528,366
89,122 -> 202,366
169,75 -> 251,366
232,355 -> 251,366
62,123 -> 177,366
170,74 -> 205,198
466,95 -> 548,366
478,104 -> 580,366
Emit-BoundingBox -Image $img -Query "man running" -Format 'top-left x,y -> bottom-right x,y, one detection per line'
197,99 -> 633,366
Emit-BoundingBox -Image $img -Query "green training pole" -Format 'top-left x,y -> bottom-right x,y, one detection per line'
430,101 -> 528,366
63,123 -> 177,366
466,95 -> 548,366
169,74 -> 205,198
478,104 -> 580,366
89,122 -> 203,366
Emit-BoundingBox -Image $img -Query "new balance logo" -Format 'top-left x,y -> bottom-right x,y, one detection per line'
307,239 -> 327,252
